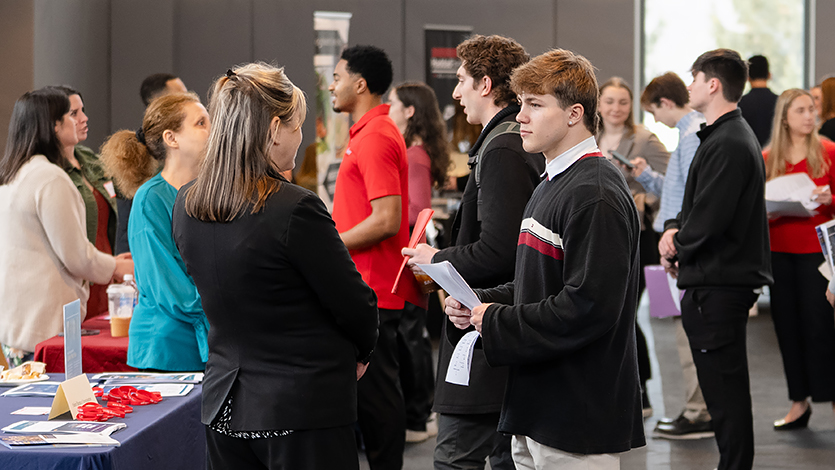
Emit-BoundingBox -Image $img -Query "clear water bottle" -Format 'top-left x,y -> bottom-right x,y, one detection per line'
123,274 -> 138,308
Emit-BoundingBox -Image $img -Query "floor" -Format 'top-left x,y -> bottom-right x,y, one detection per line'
360,295 -> 835,469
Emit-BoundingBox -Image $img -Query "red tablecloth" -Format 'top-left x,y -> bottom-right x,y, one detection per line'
33,316 -> 135,372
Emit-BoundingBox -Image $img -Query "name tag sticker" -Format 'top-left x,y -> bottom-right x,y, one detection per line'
103,181 -> 116,198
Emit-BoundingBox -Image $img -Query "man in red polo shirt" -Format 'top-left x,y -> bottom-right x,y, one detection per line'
330,44 -> 422,470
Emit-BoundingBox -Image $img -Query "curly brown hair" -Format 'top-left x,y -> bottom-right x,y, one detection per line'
457,35 -> 529,108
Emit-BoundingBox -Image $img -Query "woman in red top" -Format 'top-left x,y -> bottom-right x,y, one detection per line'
764,88 -> 835,430
387,82 -> 450,441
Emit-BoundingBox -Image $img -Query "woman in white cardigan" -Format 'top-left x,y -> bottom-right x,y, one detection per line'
0,88 -> 133,366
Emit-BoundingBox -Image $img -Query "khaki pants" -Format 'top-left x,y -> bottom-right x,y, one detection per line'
511,435 -> 620,470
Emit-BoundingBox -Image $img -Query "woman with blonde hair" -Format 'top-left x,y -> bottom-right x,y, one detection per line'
764,88 -> 835,430
0,88 -> 132,366
100,92 -> 210,372
172,64 -> 378,469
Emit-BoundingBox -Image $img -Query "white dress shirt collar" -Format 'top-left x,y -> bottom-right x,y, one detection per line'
543,136 -> 600,181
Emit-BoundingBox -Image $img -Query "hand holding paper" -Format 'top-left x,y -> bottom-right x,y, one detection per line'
415,261 -> 481,310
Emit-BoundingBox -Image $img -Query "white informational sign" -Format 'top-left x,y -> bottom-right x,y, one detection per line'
314,11 -> 352,208
62,300 -> 82,380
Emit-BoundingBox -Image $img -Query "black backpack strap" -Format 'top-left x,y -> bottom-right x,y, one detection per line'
474,121 -> 521,221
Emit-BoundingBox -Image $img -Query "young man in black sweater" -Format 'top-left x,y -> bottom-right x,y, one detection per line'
659,49 -> 772,470
445,49 -> 645,469
403,35 -> 543,470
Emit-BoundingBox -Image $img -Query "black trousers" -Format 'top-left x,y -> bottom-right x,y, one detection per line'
206,425 -> 359,470
682,288 -> 758,470
397,301 -> 435,430
433,413 -> 515,470
636,228 -> 658,385
358,307 -> 406,470
770,252 -> 835,402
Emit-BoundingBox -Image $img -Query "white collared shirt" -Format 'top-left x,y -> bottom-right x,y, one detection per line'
543,136 -> 600,181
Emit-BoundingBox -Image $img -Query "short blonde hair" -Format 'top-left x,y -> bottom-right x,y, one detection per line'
511,49 -> 599,133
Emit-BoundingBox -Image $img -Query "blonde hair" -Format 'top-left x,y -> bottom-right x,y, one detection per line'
766,88 -> 828,180
184,62 -> 306,222
100,92 -> 200,197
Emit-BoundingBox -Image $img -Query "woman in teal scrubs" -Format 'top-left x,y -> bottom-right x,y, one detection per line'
100,92 -> 210,371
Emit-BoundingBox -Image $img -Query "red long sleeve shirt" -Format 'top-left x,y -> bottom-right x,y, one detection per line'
765,139 -> 835,253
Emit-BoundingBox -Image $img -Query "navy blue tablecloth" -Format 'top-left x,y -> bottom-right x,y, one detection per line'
0,374 -> 205,470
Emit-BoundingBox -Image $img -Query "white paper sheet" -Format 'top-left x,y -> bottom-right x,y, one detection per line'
444,330 -> 480,386
765,173 -> 817,203
819,262 -> 832,281
765,200 -> 818,217
415,261 -> 481,310
666,273 -> 681,313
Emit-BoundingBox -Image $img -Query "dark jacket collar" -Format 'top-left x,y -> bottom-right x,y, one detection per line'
696,108 -> 742,141
468,104 -> 520,158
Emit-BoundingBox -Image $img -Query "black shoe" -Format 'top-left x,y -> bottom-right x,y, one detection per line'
774,405 -> 811,430
653,415 -> 714,440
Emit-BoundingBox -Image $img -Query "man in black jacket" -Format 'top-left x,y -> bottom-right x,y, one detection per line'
403,35 -> 543,470
444,48 -> 645,469
659,49 -> 772,470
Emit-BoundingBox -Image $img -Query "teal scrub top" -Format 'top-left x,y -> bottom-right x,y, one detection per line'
126,173 -> 208,371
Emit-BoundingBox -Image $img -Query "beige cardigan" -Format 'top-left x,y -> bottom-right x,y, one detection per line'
0,155 -> 115,351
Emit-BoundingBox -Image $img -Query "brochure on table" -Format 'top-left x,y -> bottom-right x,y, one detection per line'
100,383 -> 193,397
2,420 -> 125,436
90,372 -> 204,384
0,432 -> 119,448
63,300 -> 83,380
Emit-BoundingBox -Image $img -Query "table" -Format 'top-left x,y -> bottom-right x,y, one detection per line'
0,374 -> 205,470
34,318 -> 135,373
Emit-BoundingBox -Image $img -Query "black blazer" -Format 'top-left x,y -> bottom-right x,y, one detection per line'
172,178 -> 378,431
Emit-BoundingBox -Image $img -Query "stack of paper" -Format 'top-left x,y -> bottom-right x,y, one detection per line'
765,173 -> 822,217
415,261 -> 481,310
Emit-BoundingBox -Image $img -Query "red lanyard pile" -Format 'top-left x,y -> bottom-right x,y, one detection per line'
77,386 -> 162,421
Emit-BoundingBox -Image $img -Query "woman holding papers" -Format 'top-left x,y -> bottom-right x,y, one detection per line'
100,92 -> 210,372
0,88 -> 132,366
388,81 -> 449,441
763,88 -> 835,430
172,63 -> 378,470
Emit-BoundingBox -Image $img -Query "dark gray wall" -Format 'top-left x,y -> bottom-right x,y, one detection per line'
0,0 -> 34,153
33,0 -> 111,149
3,0 -> 831,158
815,0 -> 835,84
